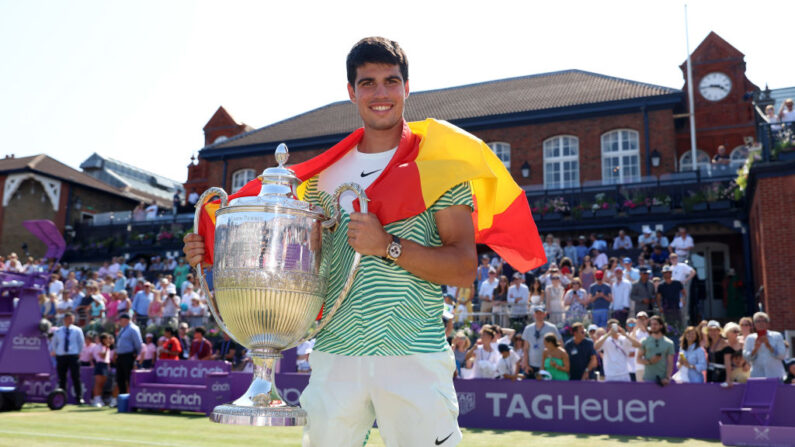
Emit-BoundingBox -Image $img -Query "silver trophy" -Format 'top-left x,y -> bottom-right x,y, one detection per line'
193,143 -> 366,426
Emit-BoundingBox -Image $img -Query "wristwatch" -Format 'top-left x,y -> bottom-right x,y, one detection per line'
385,234 -> 403,262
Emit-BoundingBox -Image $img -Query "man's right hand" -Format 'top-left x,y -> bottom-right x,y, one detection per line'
183,233 -> 206,268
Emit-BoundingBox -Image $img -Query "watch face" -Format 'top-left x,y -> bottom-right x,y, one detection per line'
698,72 -> 732,102
388,242 -> 402,259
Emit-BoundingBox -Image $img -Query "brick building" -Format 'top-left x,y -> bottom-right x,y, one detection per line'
184,32 -> 794,334
0,154 -> 138,257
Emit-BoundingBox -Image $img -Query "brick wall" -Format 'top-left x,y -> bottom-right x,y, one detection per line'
473,109 -> 676,186
191,109 -> 678,191
749,174 -> 795,331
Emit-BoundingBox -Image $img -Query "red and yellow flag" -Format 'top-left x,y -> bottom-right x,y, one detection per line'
198,118 -> 545,272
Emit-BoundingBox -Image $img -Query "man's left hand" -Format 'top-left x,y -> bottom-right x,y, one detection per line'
347,213 -> 391,257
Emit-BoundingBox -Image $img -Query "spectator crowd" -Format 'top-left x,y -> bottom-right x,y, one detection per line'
3,254 -> 246,408
441,226 -> 794,386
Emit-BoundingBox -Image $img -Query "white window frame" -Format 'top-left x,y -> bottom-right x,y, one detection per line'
543,135 -> 580,189
679,149 -> 712,172
231,168 -> 256,193
601,129 -> 641,184
487,142 -> 511,169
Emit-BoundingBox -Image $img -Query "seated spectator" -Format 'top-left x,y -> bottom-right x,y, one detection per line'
589,233 -> 607,252
650,245 -> 669,270
669,227 -> 694,260
655,230 -> 669,249
495,344 -> 522,381
712,145 -> 731,165
743,312 -> 786,378
594,319 -> 642,382
541,333 -> 569,381
637,227 -> 657,249
612,230 -> 633,250
565,323 -> 597,381
729,351 -> 751,384
214,332 -> 242,368
159,326 -> 182,360
521,305 -> 561,377
676,326 -> 706,383
189,326 -> 213,361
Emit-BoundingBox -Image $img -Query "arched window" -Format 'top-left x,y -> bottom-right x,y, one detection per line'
487,142 -> 511,169
231,169 -> 256,193
543,135 -> 580,189
601,129 -> 640,184
679,150 -> 711,171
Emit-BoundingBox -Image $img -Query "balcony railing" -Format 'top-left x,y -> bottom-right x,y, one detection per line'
524,166 -> 740,223
757,121 -> 795,162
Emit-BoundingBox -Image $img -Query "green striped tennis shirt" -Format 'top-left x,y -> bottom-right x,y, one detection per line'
304,177 -> 473,356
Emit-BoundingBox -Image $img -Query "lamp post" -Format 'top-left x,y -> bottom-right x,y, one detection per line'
521,161 -> 531,179
651,150 -> 661,168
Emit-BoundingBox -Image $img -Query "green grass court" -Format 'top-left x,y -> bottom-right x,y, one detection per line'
0,405 -> 720,446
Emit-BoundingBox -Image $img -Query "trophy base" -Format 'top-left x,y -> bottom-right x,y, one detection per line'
210,404 -> 307,426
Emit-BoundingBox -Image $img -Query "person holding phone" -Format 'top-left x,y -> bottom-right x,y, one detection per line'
637,315 -> 674,385
743,312 -> 787,378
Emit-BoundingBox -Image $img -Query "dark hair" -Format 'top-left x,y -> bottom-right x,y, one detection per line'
194,326 -> 206,336
571,322 -> 584,334
544,333 -> 559,347
346,37 -> 408,87
164,327 -> 175,336
498,343 -> 511,353
680,326 -> 702,350
649,315 -> 667,335
481,327 -> 496,339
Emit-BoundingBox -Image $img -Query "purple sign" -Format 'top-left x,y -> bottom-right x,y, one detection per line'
268,374 -> 795,440
129,360 -> 232,415
2,366 -> 95,404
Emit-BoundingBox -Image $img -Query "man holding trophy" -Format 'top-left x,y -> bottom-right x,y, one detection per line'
184,37 -> 544,447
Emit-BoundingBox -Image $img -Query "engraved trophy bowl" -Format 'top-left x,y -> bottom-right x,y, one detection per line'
192,143 -> 367,426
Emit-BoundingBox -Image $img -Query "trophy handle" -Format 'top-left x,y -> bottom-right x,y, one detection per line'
192,187 -> 245,347
291,182 -> 369,347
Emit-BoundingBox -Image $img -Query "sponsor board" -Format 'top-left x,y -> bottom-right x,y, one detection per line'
267,373 -> 795,440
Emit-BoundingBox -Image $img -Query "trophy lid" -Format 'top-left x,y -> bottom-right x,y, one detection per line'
229,143 -> 316,213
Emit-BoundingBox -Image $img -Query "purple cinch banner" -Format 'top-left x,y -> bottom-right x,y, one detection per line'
262,373 -> 795,440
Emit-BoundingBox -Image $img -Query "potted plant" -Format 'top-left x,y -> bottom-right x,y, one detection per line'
650,194 -> 672,213
593,193 -> 617,217
623,193 -> 649,215
682,190 -> 707,212
543,197 -> 569,220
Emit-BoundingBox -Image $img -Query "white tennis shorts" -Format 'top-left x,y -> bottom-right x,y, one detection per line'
299,348 -> 462,447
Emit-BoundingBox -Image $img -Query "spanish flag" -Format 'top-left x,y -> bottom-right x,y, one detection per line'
198,118 -> 545,272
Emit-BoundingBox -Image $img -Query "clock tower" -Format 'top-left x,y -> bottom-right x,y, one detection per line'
676,31 -> 759,164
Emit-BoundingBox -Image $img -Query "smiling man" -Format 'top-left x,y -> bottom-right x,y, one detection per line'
185,36 -> 544,447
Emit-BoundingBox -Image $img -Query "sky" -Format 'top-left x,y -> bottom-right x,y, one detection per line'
1,0 -> 793,183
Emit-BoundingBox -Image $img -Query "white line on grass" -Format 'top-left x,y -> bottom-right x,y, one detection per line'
0,429 -> 182,446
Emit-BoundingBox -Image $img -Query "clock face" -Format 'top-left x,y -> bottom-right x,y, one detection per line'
698,72 -> 732,102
